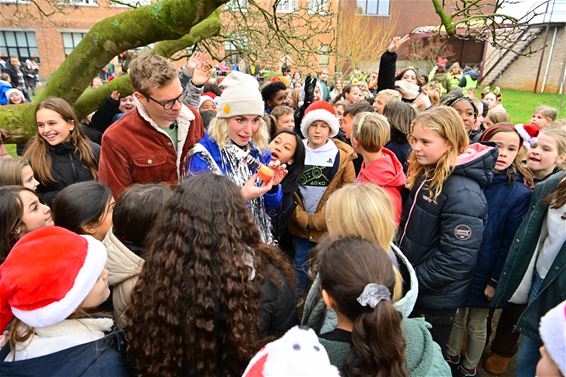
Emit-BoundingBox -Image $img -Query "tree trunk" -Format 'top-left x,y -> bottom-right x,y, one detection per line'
0,0 -> 226,142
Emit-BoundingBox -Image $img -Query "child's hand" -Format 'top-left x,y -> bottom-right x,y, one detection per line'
484,284 -> 495,301
110,90 -> 120,101
269,160 -> 288,186
241,173 -> 274,201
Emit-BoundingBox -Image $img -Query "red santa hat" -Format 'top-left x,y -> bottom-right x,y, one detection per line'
300,100 -> 339,138
0,226 -> 107,332
539,300 -> 566,376
242,326 -> 340,377
514,123 -> 539,145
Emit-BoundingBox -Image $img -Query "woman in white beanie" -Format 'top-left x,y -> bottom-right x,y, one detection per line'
0,226 -> 128,377
185,71 -> 287,243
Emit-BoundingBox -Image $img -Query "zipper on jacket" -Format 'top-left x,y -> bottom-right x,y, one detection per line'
69,151 -> 78,181
399,177 -> 428,246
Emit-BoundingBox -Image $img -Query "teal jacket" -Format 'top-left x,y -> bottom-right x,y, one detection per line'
319,318 -> 450,377
492,171 -> 566,342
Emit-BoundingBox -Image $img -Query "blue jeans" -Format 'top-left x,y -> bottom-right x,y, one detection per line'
293,237 -> 316,296
516,272 -> 544,377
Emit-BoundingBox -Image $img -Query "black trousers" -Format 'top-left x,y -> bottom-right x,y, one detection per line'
487,303 -> 526,357
411,306 -> 457,357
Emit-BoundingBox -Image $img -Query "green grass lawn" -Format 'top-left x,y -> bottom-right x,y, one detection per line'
487,88 -> 565,124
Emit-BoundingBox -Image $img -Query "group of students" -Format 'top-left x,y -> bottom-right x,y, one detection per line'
0,47 -> 565,377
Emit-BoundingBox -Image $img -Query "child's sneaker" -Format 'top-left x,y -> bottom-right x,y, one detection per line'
456,364 -> 479,377
446,354 -> 460,375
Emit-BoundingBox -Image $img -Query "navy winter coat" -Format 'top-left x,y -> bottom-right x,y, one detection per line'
466,172 -> 531,307
0,331 -> 128,377
398,143 -> 496,311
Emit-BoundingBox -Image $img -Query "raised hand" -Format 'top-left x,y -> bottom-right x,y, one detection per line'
387,34 -> 410,53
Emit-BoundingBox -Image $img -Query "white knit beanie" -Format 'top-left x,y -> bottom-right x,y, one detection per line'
217,71 -> 264,118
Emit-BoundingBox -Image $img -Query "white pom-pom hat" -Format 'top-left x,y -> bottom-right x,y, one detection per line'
243,326 -> 340,377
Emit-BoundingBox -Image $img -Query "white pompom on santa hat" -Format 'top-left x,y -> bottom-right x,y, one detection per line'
242,326 -> 340,377
300,100 -> 340,138
0,226 -> 107,332
514,123 -> 539,145
539,300 -> 566,376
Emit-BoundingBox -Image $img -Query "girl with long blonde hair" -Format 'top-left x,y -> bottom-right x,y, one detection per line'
398,105 -> 497,354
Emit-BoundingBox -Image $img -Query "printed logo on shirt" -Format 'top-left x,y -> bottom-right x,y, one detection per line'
454,224 -> 472,240
301,165 -> 332,187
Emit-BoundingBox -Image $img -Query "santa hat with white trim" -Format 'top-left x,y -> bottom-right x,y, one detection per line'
0,226 -> 107,332
300,100 -> 340,138
539,300 -> 566,376
514,123 -> 539,145
242,326 -> 340,377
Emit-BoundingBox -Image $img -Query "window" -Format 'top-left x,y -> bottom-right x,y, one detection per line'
60,0 -> 98,6
318,44 -> 330,66
225,0 -> 248,11
308,0 -> 328,13
276,0 -> 296,13
61,32 -> 86,56
356,0 -> 389,16
0,30 -> 38,61
111,0 -> 151,7
224,41 -> 241,66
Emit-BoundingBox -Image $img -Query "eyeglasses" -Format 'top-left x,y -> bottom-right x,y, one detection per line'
142,91 -> 187,110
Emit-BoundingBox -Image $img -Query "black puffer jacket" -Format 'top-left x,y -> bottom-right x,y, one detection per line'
36,141 -> 100,205
398,143 -> 497,311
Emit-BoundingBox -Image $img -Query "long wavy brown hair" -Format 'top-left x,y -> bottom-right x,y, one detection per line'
23,97 -> 98,184
125,173 -> 294,377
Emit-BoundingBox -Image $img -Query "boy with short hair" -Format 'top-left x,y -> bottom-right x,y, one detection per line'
351,112 -> 406,224
289,100 -> 356,293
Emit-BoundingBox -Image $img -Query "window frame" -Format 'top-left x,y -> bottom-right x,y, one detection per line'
356,0 -> 390,16
61,31 -> 88,56
275,0 -> 296,13
0,29 -> 39,62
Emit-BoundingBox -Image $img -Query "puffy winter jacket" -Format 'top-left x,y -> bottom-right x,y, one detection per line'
0,321 -> 128,377
32,141 -> 100,206
398,143 -> 496,311
466,172 -> 531,307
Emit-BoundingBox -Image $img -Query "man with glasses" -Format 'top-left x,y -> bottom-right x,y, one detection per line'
99,54 -> 205,197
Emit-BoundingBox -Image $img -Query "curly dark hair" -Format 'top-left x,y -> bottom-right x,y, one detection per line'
125,173 -> 294,377
318,237 -> 408,377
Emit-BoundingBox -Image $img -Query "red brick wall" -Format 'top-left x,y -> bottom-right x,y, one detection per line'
0,0 -> 127,77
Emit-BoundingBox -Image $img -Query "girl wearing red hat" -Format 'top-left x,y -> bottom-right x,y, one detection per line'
0,226 -> 128,376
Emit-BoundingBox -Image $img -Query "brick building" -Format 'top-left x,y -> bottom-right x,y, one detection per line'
1,0 -> 453,79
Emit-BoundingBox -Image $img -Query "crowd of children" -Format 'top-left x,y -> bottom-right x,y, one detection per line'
0,43 -> 565,377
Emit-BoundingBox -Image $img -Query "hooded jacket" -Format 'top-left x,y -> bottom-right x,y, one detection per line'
357,147 -> 407,224
319,317 -> 451,377
104,230 -> 144,328
466,172 -> 531,308
302,244 -> 419,332
99,98 -> 204,198
289,139 -> 356,242
398,143 -> 496,311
